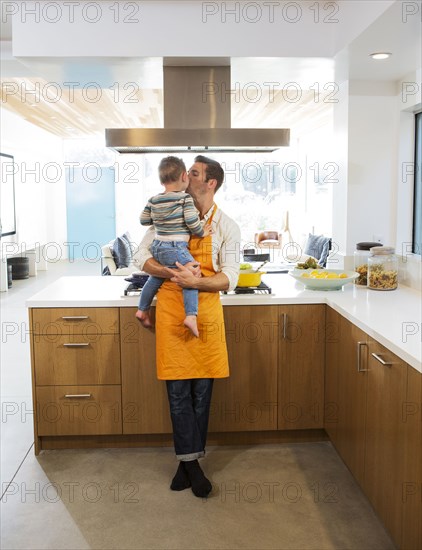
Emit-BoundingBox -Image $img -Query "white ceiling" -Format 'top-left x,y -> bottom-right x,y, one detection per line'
348,0 -> 421,81
0,0 -> 420,139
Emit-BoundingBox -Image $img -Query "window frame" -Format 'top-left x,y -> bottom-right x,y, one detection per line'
412,111 -> 422,254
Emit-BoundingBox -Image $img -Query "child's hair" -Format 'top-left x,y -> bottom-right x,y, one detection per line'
159,156 -> 186,184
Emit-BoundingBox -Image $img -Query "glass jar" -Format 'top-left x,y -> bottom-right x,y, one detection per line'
354,242 -> 383,286
368,246 -> 398,290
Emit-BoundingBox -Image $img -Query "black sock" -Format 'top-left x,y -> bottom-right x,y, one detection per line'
170,462 -> 191,491
184,459 -> 212,498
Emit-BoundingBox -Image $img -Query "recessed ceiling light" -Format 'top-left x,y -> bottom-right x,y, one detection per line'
369,52 -> 392,60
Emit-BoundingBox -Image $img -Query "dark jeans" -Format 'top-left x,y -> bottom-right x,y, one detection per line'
165,379 -> 214,461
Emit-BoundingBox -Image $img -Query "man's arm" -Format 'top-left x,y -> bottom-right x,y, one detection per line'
170,263 -> 229,291
138,226 -> 201,278
143,257 -> 176,278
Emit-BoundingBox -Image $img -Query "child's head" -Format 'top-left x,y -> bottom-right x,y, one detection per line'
159,156 -> 187,187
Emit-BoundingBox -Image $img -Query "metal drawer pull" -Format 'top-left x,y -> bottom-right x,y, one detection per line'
371,353 -> 393,367
64,394 -> 92,398
61,316 -> 89,320
283,313 -> 288,340
63,343 -> 90,348
357,341 -> 368,372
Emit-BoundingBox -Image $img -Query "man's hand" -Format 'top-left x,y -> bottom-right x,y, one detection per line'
170,262 -> 200,288
202,225 -> 213,237
184,261 -> 202,278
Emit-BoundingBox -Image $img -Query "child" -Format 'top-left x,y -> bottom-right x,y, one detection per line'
136,156 -> 211,337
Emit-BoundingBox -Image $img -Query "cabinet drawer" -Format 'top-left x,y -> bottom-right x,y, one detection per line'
32,308 -> 119,335
34,335 -> 121,385
36,385 -> 122,436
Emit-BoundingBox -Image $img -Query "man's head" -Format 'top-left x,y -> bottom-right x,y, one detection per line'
158,156 -> 187,185
187,156 -> 224,201
193,155 -> 224,191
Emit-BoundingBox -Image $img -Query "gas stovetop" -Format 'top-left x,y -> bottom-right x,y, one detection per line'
223,282 -> 272,295
124,275 -> 148,296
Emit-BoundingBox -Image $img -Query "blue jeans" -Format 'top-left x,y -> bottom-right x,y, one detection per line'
166,379 -> 214,460
139,240 -> 198,316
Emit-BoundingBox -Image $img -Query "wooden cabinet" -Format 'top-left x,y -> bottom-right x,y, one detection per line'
36,385 -> 122,436
28,301 -> 421,548
30,307 -> 122,441
324,307 -> 341,442
34,334 -> 120,386
325,311 -> 369,486
119,305 -> 323,434
325,312 -> 422,550
278,305 -> 325,430
120,305 -> 280,434
364,341 -> 419,549
120,308 -> 172,434
209,305 -> 278,432
401,365 -> 422,550
32,307 -> 119,334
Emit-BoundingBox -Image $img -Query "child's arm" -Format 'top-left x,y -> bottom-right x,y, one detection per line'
140,201 -> 153,226
182,195 -> 205,237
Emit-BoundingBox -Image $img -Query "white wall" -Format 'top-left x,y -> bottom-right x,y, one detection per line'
347,89 -> 399,251
0,108 -> 67,258
331,70 -> 421,287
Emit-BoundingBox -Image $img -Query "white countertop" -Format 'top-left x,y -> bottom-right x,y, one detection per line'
26,274 -> 422,373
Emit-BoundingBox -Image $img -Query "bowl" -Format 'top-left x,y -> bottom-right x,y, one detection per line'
237,270 -> 266,287
289,269 -> 359,291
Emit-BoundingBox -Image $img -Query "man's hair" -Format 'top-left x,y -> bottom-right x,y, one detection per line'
194,155 -> 224,191
159,156 -> 186,184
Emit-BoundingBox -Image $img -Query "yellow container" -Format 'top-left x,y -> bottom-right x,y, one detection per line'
237,271 -> 266,287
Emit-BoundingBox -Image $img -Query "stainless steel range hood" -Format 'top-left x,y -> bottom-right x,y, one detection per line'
105,65 -> 290,153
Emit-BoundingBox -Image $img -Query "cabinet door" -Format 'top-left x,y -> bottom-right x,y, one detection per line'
401,365 -> 421,550
278,305 -> 325,430
324,307 -> 342,441
364,341 -> 408,547
334,316 -> 369,486
34,334 -> 120,385
209,306 -> 278,432
120,308 -> 172,434
32,307 -> 119,334
36,385 -> 122,436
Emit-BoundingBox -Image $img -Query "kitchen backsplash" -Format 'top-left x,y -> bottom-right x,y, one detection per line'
398,254 -> 422,291
336,253 -> 421,291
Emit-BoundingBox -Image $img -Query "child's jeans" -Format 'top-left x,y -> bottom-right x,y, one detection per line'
138,240 -> 199,316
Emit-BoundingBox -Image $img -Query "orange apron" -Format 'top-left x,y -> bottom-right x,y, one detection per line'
155,204 -> 229,380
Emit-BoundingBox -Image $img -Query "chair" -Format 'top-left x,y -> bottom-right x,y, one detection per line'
101,232 -> 140,275
303,234 -> 332,268
254,231 -> 283,249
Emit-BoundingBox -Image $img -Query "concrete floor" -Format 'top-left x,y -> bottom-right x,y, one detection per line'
0,260 -> 396,550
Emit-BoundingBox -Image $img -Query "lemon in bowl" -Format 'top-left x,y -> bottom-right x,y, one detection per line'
289,269 -> 359,290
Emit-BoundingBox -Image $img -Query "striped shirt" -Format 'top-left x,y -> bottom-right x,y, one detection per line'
137,204 -> 241,291
140,191 -> 204,242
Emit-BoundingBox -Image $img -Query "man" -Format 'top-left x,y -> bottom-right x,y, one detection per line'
138,155 -> 240,498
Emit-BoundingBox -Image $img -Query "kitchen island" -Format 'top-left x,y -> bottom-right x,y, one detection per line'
26,273 -> 421,549
27,273 -> 421,370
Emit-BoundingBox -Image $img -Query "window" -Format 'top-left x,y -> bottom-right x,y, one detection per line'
413,112 -> 422,254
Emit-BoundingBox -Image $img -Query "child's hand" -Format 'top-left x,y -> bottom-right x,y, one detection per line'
184,261 -> 202,278
202,225 -> 213,237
